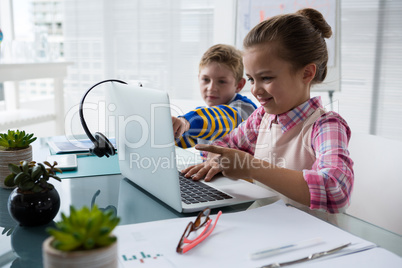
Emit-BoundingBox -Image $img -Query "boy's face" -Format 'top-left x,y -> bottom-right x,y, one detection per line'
243,43 -> 310,115
198,62 -> 242,107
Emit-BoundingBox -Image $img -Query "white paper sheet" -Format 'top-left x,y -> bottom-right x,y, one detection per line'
114,201 -> 401,268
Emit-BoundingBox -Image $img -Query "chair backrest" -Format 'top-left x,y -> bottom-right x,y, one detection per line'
346,133 -> 402,235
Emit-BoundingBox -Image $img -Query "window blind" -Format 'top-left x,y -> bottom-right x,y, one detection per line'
63,0 -> 214,102
336,0 -> 402,140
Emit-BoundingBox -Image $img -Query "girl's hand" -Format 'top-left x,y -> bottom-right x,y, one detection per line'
182,144 -> 256,182
188,145 -> 311,207
172,116 -> 190,138
181,152 -> 221,182
196,144 -> 255,181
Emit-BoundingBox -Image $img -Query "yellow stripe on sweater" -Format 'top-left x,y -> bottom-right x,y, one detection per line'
201,108 -> 217,140
195,109 -> 210,138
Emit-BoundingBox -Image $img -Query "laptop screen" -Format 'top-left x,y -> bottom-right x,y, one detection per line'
108,82 -> 183,212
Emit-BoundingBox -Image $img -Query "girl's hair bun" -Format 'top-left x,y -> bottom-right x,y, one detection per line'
297,8 -> 332,39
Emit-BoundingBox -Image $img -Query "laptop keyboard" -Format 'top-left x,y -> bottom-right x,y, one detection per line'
179,172 -> 233,204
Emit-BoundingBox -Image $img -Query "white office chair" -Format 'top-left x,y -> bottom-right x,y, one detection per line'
346,132 -> 402,235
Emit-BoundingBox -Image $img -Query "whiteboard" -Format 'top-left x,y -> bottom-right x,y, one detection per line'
236,0 -> 340,92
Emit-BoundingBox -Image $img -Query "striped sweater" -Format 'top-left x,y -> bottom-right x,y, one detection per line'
175,93 -> 257,148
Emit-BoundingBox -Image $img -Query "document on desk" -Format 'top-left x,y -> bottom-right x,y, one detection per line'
114,201 -> 402,268
47,138 -> 117,154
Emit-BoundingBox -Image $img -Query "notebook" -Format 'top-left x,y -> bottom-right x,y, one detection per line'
108,82 -> 277,213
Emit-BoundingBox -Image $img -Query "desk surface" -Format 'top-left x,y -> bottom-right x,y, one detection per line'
0,138 -> 401,267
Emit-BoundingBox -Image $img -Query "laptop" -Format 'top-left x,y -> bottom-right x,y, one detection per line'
108,82 -> 277,213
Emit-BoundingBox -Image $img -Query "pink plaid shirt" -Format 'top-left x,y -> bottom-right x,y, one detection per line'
212,97 -> 354,213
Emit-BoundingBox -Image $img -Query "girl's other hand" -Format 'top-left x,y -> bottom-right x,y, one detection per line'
195,144 -> 255,181
181,152 -> 221,182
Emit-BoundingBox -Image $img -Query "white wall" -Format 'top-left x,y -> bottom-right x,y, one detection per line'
346,133 -> 402,235
213,0 -> 236,45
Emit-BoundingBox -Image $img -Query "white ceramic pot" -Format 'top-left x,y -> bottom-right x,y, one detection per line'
0,145 -> 32,189
42,237 -> 118,268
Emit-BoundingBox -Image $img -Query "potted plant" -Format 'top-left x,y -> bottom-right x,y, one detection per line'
5,160 -> 62,226
43,205 -> 120,268
0,129 -> 37,188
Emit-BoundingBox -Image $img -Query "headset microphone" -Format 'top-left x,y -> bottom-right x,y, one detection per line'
79,79 -> 127,157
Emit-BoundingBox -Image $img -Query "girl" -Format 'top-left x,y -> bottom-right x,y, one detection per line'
182,8 -> 354,214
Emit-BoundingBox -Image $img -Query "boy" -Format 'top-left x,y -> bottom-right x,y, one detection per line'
172,44 -> 257,149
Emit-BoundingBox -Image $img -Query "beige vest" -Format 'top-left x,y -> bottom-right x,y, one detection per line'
249,108 -> 338,223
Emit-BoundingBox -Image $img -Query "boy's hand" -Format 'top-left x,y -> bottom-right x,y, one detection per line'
172,116 -> 190,138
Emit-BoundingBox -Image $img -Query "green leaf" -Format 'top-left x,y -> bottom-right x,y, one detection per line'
99,227 -> 111,236
22,161 -> 29,173
42,173 -> 49,181
53,168 -> 63,174
49,174 -> 62,182
37,163 -> 46,172
20,180 -> 34,191
84,238 -> 95,249
4,174 -> 16,187
14,172 -> 28,185
61,213 -> 68,223
49,230 -> 82,251
0,138 -> 7,146
72,231 -> 83,241
8,163 -> 21,174
96,235 -> 117,247
31,165 -> 43,180
26,137 -> 37,145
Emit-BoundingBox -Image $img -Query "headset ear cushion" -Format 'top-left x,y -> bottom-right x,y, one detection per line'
90,132 -> 116,157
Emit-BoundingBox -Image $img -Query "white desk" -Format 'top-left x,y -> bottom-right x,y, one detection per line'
0,137 -> 401,267
0,62 -> 72,134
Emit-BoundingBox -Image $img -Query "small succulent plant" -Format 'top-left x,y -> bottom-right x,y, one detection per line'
0,130 -> 37,150
47,205 -> 120,251
4,160 -> 62,192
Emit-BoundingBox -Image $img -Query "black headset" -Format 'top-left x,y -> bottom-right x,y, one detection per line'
79,79 -> 127,157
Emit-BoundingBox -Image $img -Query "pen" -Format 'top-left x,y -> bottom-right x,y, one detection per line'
249,237 -> 323,260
